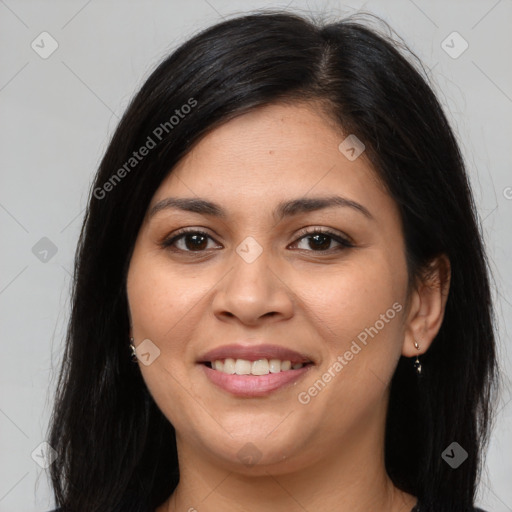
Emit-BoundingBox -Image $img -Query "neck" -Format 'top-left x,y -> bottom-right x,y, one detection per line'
169,454 -> 414,512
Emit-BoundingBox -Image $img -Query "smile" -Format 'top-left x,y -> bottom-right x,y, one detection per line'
207,358 -> 309,375
198,343 -> 315,396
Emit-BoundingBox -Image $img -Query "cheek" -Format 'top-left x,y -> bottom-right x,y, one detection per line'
293,252 -> 406,410
126,251 -> 207,346
126,252 -> 207,427
294,253 -> 403,346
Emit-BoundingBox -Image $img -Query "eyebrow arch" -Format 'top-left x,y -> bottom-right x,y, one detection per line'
148,195 -> 374,221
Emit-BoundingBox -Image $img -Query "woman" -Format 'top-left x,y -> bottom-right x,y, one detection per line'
46,11 -> 498,512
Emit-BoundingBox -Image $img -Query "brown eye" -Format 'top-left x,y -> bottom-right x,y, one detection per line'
305,233 -> 332,251
180,233 -> 209,251
161,227 -> 353,255
292,228 -> 353,252
161,230 -> 220,252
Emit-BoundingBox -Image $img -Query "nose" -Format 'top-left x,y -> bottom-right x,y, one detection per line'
211,246 -> 294,326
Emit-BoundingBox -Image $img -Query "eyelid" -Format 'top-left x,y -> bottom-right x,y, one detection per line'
293,226 -> 354,246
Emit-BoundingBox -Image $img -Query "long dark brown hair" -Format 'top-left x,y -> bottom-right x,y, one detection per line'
47,11 -> 498,512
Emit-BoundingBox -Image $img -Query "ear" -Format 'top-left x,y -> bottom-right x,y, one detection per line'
402,254 -> 451,357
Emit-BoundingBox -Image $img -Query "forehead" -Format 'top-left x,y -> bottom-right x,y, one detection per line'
148,102 -> 392,221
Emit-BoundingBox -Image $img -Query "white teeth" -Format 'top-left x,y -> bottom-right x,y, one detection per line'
269,359 -> 281,373
223,358 -> 236,374
251,359 -> 269,375
234,359 -> 251,375
210,358 -> 305,375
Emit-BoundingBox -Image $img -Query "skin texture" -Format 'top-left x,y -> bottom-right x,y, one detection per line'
126,102 -> 450,512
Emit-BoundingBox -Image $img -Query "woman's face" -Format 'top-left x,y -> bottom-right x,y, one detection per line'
126,102 -> 413,473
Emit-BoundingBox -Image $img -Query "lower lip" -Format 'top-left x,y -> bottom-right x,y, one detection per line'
200,364 -> 312,397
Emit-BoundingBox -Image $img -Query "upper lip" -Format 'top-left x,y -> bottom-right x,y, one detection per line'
198,343 -> 314,364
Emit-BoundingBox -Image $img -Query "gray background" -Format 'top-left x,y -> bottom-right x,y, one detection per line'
0,0 -> 511,510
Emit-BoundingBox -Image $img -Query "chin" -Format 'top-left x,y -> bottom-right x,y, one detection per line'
189,421 -> 313,472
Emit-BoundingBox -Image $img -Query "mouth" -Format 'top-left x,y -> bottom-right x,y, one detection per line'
198,343 -> 315,397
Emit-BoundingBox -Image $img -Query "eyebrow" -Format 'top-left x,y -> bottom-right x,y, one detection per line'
148,195 -> 374,221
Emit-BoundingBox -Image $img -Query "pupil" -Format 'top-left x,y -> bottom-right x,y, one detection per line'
186,234 -> 207,251
310,234 -> 330,251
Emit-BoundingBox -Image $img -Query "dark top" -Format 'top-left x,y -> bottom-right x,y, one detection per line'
49,504 -> 488,511
410,505 -> 487,512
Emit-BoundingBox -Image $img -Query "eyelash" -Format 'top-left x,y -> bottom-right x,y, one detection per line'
160,227 -> 354,255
